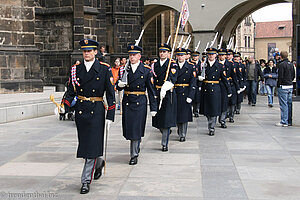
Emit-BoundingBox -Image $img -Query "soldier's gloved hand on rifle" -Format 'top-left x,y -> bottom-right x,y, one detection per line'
198,76 -> 205,81
150,111 -> 157,117
228,93 -> 232,98
186,97 -> 192,104
160,81 -> 174,99
118,81 -> 127,88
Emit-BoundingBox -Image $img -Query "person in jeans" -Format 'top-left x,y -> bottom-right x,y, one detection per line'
259,59 -> 267,95
246,56 -> 264,106
263,59 -> 278,107
276,51 -> 295,127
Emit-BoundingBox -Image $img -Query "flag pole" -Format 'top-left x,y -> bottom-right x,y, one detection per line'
164,1 -> 185,82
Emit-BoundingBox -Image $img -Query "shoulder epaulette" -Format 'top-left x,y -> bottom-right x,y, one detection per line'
229,60 -> 233,63
100,61 -> 110,67
144,65 -> 151,69
171,59 -> 176,63
187,61 -> 194,65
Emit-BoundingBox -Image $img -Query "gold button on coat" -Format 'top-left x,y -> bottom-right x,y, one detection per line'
96,77 -> 99,80
77,78 -> 80,80
80,89 -> 83,92
79,111 -> 82,114
141,76 -> 143,78
92,89 -> 95,92
91,111 -> 94,114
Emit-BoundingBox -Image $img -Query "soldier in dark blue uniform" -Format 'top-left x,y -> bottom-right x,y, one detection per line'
191,51 -> 202,117
226,49 -> 240,123
152,43 -> 178,151
174,48 -> 196,142
234,52 -> 247,114
199,48 -> 232,136
116,45 -> 157,165
65,39 -> 115,194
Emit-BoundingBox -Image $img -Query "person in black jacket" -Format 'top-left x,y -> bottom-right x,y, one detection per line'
275,51 -> 295,127
246,56 -> 264,106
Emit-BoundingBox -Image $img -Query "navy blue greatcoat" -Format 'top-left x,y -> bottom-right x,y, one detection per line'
65,60 -> 115,159
191,59 -> 202,103
235,62 -> 247,104
175,61 -> 197,123
152,58 -> 178,129
200,60 -> 232,117
116,62 -> 157,140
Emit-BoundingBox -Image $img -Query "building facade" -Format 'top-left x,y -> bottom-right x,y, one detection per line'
235,15 -> 255,59
255,20 -> 292,61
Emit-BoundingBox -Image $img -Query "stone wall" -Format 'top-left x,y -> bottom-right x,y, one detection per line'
0,0 -> 42,93
0,0 -> 144,92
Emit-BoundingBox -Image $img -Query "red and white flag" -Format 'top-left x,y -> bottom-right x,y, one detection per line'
181,0 -> 190,29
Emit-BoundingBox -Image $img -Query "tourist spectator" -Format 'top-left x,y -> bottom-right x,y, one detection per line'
259,59 -> 267,95
276,51 -> 295,127
246,56 -> 264,106
111,58 -> 123,111
263,59 -> 278,107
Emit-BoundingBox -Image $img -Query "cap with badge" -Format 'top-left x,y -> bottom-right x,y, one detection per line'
186,49 -> 192,55
202,52 -> 207,57
226,49 -> 234,55
217,48 -> 227,55
191,51 -> 200,57
79,39 -> 99,50
175,48 -> 187,55
158,43 -> 171,52
206,47 -> 217,54
233,52 -> 241,57
127,45 -> 143,54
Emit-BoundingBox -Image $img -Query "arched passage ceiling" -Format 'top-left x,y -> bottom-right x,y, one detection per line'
144,0 -> 293,40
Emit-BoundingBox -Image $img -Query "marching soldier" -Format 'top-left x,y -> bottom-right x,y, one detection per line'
152,43 -> 178,151
234,52 -> 247,114
65,39 -> 115,194
226,49 -> 240,123
199,48 -> 232,136
190,51 -> 202,117
117,45 -> 157,165
174,48 -> 196,142
217,49 -> 239,127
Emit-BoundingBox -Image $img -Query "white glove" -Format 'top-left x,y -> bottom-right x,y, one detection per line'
186,97 -> 192,104
198,76 -> 205,81
59,106 -> 65,114
237,89 -> 241,94
105,119 -> 112,130
118,81 -> 126,88
161,81 -> 174,91
150,111 -> 157,117
228,94 -> 232,98
160,89 -> 166,99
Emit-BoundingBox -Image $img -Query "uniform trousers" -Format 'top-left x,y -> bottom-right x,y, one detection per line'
130,140 -> 141,158
206,116 -> 217,131
160,128 -> 170,146
235,103 -> 242,112
81,157 -> 104,184
177,123 -> 188,138
192,102 -> 200,115
219,112 -> 227,125
227,105 -> 235,120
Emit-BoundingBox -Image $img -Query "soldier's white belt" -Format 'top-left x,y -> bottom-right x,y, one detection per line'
78,95 -> 103,101
203,81 -> 219,84
175,84 -> 189,87
124,91 -> 146,95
